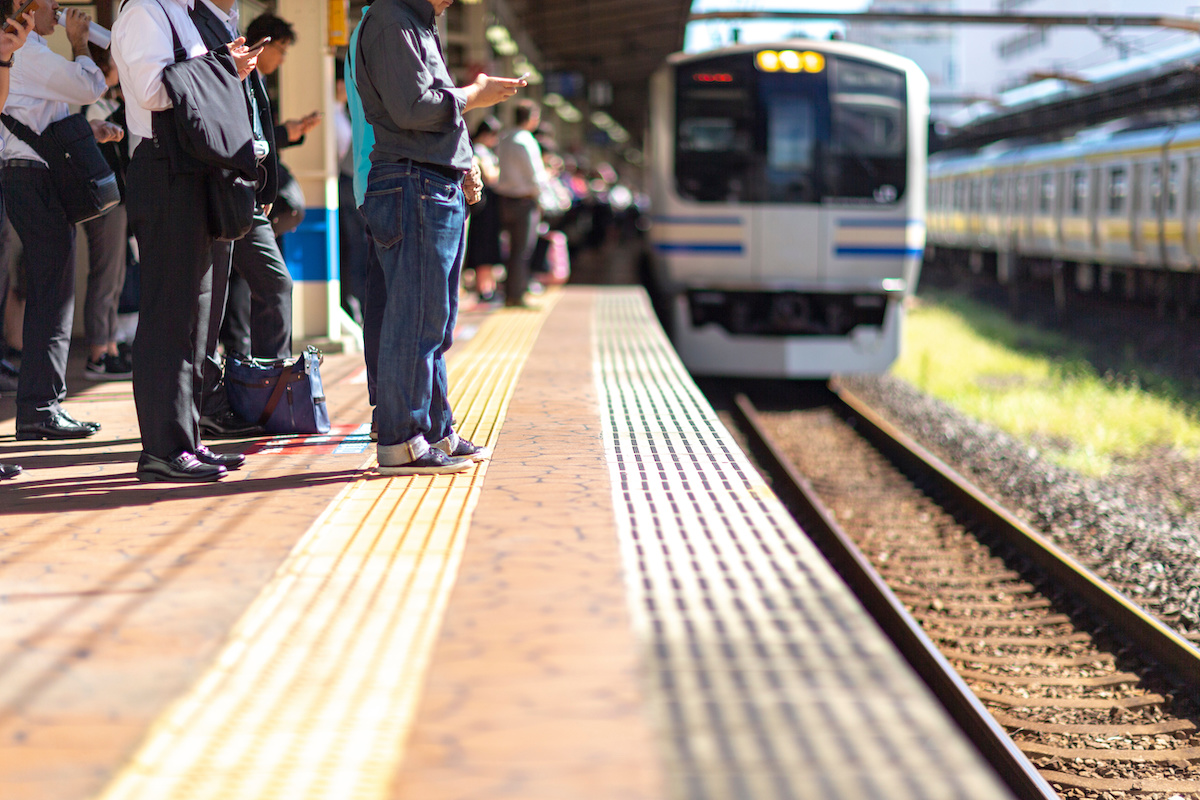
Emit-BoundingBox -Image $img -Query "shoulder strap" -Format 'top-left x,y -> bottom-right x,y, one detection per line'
0,112 -> 55,165
152,0 -> 188,62
1,113 -> 40,148
258,363 -> 297,426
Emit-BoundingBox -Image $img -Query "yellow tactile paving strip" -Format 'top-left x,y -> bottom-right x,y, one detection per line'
93,291 -> 561,800
389,288 -> 664,800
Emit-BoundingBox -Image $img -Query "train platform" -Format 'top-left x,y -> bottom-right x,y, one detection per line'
0,286 -> 1015,800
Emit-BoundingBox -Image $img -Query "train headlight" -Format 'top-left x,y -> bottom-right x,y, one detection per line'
756,50 -> 780,72
756,50 -> 825,73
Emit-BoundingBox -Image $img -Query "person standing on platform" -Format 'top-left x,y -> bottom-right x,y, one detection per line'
190,0 -> 291,440
0,2 -> 32,479
1,1 -> 113,441
81,49 -> 133,382
218,11 -> 319,364
112,0 -> 259,482
355,0 -> 521,474
493,99 -> 545,308
466,115 -> 502,304
344,3 -> 382,441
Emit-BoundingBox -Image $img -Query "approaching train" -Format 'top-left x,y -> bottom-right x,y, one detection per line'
642,40 -> 930,377
927,120 -> 1200,302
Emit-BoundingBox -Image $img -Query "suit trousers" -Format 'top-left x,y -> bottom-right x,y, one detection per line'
499,195 -> 539,306
199,239 -> 234,418
1,165 -> 76,424
126,146 -> 229,459
220,214 -> 292,361
202,214 -> 292,417
82,204 -> 129,347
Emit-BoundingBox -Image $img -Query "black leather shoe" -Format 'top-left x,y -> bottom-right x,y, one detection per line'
0,463 -> 21,480
136,452 -> 226,483
196,445 -> 245,470
57,410 -> 101,433
16,411 -> 100,440
200,409 -> 265,438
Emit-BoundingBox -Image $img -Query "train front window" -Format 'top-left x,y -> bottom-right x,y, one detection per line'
674,51 -> 907,204
826,58 -> 907,202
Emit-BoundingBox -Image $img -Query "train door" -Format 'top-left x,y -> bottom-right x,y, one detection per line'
1186,156 -> 1200,265
1131,161 -> 1150,264
1100,163 -> 1132,264
1031,170 -> 1055,256
753,64 -> 825,284
1054,168 -> 1066,246
1017,173 -> 1033,253
983,173 -> 1001,250
1150,160 -> 1164,267
1088,164 -> 1102,257
1062,167 -> 1088,260
1164,157 -> 1186,269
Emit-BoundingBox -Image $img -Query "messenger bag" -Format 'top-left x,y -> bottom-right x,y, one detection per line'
153,1 -> 258,241
1,112 -> 120,224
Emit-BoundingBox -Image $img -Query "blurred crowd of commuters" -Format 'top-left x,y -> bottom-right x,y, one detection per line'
0,0 -> 644,482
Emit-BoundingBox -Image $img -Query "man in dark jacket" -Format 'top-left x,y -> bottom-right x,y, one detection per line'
217,12 -> 320,368
191,0 -> 296,438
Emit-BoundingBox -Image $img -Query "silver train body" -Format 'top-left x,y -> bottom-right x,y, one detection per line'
928,121 -> 1200,286
643,41 -> 930,377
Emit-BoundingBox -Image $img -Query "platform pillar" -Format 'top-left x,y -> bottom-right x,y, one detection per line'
273,0 -> 359,351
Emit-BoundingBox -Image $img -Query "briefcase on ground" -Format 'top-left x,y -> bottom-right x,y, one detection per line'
224,346 -> 330,435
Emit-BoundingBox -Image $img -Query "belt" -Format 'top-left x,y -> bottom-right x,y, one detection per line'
3,158 -> 47,170
404,159 -> 465,183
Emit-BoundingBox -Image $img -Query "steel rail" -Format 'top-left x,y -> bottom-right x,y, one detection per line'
730,392 -> 1056,800
829,379 -> 1200,696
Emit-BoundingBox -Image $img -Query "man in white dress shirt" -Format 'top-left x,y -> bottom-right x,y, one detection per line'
493,99 -> 546,308
112,0 -> 258,482
0,0 -> 112,440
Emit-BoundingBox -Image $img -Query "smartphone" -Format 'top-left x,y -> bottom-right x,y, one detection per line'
246,35 -> 271,52
518,72 -> 530,81
5,0 -> 38,31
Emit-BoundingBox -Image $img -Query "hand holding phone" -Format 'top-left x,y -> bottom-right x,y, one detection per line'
4,0 -> 37,33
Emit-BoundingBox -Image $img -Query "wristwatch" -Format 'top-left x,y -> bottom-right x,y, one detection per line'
0,55 -> 14,68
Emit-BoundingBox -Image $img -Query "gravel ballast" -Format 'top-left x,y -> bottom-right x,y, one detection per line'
837,373 -> 1200,639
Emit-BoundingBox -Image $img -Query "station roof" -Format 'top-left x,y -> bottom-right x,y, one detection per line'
507,0 -> 693,144
939,38 -> 1200,151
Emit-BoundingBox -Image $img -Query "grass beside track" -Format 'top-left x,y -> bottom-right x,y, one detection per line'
893,292 -> 1200,476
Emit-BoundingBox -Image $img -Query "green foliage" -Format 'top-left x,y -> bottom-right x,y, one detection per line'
894,294 -> 1200,476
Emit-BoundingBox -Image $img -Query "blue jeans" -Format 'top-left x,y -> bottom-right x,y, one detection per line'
361,162 -> 465,460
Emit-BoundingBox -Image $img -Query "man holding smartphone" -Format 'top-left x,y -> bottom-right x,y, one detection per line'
210,11 -> 318,394
189,0 -> 295,440
355,0 -> 522,474
112,0 -> 260,481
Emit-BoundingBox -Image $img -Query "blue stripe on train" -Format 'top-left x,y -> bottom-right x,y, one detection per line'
836,218 -> 917,228
834,247 -> 923,257
652,216 -> 745,226
653,243 -> 745,254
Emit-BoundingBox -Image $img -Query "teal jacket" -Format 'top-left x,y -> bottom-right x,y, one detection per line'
345,5 -> 375,209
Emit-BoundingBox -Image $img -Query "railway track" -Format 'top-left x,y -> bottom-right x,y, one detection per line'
729,384 -> 1200,800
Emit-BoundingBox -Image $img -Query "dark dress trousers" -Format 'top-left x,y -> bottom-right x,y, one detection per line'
129,39 -> 254,459
1,164 -> 76,424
